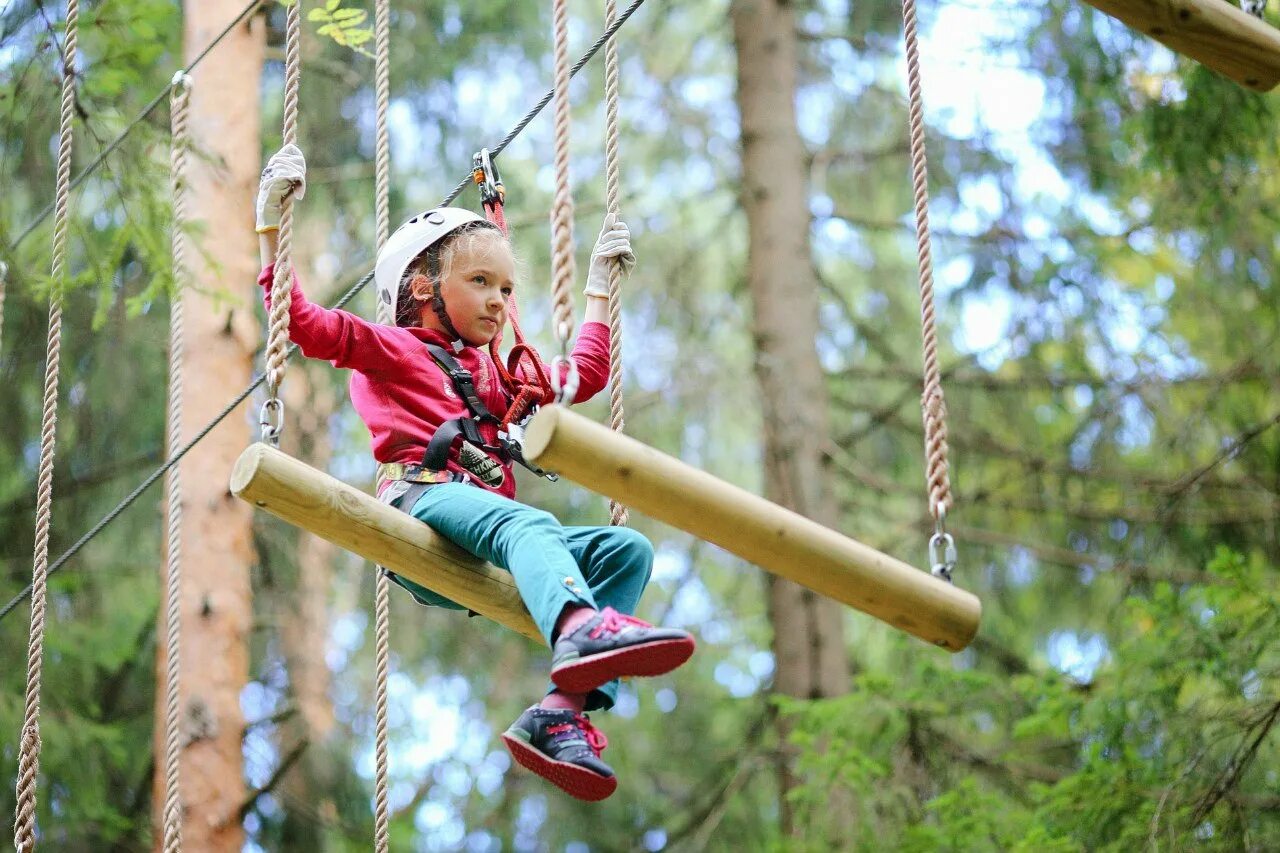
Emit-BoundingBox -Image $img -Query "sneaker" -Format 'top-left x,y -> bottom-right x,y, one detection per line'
501,706 -> 617,801
550,607 -> 695,695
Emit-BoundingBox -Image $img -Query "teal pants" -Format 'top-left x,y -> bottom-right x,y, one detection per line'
389,482 -> 654,711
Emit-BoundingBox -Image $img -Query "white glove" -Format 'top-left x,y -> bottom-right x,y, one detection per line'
255,143 -> 307,233
583,213 -> 635,299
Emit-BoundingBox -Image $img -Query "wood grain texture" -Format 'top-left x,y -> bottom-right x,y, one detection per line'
231,443 -> 541,643
524,405 -> 982,651
1086,0 -> 1280,90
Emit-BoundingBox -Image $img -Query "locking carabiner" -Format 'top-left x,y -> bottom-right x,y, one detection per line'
472,148 -> 505,208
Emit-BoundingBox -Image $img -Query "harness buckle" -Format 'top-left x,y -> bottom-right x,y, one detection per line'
501,420 -> 560,482
472,148 -> 505,207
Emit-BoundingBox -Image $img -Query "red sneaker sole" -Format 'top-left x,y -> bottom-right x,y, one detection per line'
502,733 -> 618,802
551,637 -> 696,694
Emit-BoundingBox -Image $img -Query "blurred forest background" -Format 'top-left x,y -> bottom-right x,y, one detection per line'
1,0 -> 1278,849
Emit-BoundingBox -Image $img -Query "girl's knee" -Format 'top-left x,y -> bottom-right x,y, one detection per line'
604,527 -> 654,576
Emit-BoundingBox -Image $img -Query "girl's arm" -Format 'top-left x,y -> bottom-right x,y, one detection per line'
261,227 -> 279,267
584,292 -> 608,325
255,146 -> 412,373
260,229 -> 279,268
257,263 -> 411,374
563,214 -> 633,401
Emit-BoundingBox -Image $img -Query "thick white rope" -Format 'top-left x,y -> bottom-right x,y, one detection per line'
901,0 -> 956,577
549,0 -> 576,350
264,0 -> 302,433
604,0 -> 628,527
0,260 -> 8,355
14,2 -> 78,849
161,71 -> 193,853
372,0 -> 393,850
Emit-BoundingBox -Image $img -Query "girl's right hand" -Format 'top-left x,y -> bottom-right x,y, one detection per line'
255,143 -> 307,233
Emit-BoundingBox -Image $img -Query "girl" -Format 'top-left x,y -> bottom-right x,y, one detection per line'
254,144 -> 695,802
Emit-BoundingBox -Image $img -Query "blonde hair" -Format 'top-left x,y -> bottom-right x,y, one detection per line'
395,222 -> 518,328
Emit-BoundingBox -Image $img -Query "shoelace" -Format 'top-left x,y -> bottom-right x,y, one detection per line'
574,713 -> 608,756
589,606 -> 650,640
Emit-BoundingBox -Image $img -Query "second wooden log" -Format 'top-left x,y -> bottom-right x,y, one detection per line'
1084,0 -> 1280,91
522,405 -> 982,651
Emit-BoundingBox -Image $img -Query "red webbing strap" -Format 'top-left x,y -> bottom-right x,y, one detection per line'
481,198 -> 557,426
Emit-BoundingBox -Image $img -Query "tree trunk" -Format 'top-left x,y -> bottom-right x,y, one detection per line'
152,4 -> 265,849
730,0 -> 851,838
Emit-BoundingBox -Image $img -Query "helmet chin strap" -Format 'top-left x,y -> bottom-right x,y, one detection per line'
430,278 -> 466,353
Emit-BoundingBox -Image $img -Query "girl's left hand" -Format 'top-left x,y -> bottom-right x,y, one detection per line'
584,213 -> 635,298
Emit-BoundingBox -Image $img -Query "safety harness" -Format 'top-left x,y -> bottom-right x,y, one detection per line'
378,149 -> 562,513
378,341 -> 558,506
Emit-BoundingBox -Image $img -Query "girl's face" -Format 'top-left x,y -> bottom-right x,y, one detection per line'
412,234 -> 516,346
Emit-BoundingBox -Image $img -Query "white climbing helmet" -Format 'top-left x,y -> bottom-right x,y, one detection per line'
374,206 -> 488,312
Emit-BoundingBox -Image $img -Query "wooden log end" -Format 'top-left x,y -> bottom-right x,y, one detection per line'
523,404 -> 564,465
229,442 -> 270,500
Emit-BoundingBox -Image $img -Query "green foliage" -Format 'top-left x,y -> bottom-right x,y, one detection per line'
304,0 -> 374,57
783,549 -> 1279,850
4,0 -> 1280,848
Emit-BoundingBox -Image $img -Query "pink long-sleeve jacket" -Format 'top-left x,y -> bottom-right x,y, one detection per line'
259,265 -> 610,499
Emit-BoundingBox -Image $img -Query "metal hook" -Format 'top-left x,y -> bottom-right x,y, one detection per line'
550,355 -> 579,405
928,505 -> 956,582
259,398 -> 285,447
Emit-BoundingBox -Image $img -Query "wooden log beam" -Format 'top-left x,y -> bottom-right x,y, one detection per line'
523,406 -> 981,652
1084,0 -> 1280,91
230,443 -> 541,643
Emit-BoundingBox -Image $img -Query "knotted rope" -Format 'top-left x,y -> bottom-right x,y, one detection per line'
263,0 -> 303,444
901,0 -> 956,579
372,0 -> 393,849
603,0 -> 628,527
161,71 -> 193,853
14,2 -> 78,849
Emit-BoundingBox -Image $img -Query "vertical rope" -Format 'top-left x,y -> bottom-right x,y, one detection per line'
161,71 -> 193,853
266,0 -> 302,405
0,260 -> 8,356
901,0 -> 953,526
373,0 -> 391,305
549,0 -> 576,349
371,1 -> 392,850
603,0 -> 628,527
14,2 -> 78,849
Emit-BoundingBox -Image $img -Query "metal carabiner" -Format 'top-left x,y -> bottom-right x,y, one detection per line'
928,506 -> 957,582
550,354 -> 580,405
259,398 -> 285,447
471,148 -> 505,207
